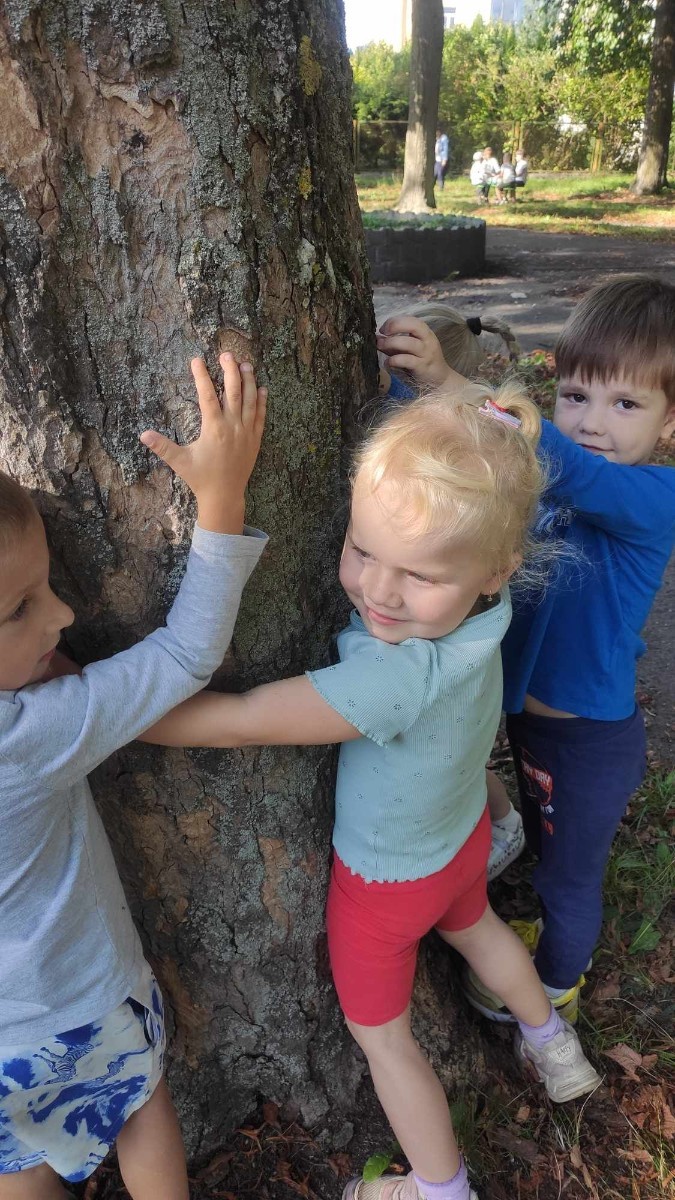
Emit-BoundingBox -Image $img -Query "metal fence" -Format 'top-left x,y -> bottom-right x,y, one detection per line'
353,119 -> 675,176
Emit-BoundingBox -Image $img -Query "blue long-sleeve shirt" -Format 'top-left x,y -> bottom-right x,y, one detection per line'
502,421 -> 675,719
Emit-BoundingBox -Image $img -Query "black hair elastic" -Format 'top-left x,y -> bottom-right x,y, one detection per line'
466,317 -> 482,335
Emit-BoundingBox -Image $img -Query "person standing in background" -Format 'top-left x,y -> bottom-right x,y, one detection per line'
434,127 -> 450,189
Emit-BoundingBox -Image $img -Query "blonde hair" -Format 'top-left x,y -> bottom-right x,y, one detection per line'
555,274 -> 675,404
0,471 -> 37,556
400,301 -> 520,377
353,380 -> 543,579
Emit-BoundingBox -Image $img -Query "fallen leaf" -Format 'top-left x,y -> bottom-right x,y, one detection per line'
618,1148 -> 654,1164
490,1127 -> 545,1165
515,1104 -> 531,1124
570,1143 -> 583,1168
196,1150 -> 235,1181
263,1099 -> 281,1128
327,1152 -> 352,1177
581,1162 -> 595,1190
591,974 -> 621,1002
604,1043 -> 643,1080
273,1160 -> 318,1199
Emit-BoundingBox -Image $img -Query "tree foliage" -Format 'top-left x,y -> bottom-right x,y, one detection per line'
552,0 -> 654,73
352,42 -> 410,120
351,9 -> 654,170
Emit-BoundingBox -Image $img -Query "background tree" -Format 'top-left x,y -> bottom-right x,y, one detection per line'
352,41 -> 410,120
633,0 -> 675,194
549,0 -> 671,184
0,0 -> 491,1168
396,0 -> 445,211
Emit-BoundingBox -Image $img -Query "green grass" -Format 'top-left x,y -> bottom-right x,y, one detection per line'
357,170 -> 675,241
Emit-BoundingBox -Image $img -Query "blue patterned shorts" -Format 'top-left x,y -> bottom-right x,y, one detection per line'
0,971 -> 165,1182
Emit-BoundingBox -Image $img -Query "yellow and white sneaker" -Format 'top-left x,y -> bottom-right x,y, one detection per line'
462,918 -> 589,1025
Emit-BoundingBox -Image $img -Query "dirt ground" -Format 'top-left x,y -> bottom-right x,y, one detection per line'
374,226 -> 675,760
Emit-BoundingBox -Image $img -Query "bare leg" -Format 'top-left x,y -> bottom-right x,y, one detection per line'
347,1009 -> 460,1183
486,769 -> 511,821
0,1164 -> 70,1199
439,905 -> 550,1027
115,1078 -> 189,1200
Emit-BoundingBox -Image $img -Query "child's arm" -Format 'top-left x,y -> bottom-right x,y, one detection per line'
376,315 -> 466,390
139,676 -> 361,747
540,420 -> 675,541
0,356 -> 268,788
141,627 -> 434,750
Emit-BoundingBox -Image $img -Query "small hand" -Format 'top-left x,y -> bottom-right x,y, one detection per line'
376,316 -> 453,388
140,354 -> 267,534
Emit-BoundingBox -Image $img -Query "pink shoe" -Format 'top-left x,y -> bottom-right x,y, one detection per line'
342,1171 -> 479,1200
342,1173 -> 419,1200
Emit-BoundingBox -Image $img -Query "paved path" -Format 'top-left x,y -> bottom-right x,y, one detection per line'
375,226 -> 675,352
373,227 -> 674,759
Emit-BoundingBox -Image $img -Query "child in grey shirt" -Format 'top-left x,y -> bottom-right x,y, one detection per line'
0,355 -> 266,1200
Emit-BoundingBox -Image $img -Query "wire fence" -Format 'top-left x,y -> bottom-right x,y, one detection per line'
353,119 -> 675,176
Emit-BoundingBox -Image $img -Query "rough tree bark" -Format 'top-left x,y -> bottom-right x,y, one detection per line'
0,0 -> 488,1169
395,0 -> 444,213
633,0 -> 675,194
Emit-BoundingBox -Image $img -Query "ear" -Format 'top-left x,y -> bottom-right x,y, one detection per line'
662,403 -> 675,442
484,554 -> 521,594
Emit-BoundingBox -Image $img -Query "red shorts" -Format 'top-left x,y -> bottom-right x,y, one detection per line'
326,808 -> 490,1026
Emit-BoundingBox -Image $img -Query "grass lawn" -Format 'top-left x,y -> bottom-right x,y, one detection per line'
357,170 -> 675,242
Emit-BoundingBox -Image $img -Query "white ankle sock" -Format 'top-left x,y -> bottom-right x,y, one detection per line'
492,802 -> 520,834
544,982 -> 569,999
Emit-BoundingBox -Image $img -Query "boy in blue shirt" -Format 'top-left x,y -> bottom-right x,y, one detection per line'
464,274 -> 675,1023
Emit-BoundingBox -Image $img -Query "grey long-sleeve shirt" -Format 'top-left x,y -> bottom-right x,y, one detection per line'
0,525 -> 266,1046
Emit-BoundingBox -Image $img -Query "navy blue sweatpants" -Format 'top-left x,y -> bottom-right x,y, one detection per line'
505,707 -> 646,990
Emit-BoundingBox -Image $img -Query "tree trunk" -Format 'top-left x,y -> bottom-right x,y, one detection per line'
395,0 -> 444,213
0,0 -> 488,1170
632,0 -> 675,194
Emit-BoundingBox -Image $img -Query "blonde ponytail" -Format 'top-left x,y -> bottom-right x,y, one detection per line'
389,301 -> 520,378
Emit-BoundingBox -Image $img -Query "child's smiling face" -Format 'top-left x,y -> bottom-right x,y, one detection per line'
554,373 -> 673,465
339,478 -> 503,644
0,518 -> 74,690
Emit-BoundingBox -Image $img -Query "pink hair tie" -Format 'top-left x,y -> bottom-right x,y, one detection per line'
478,398 -> 522,429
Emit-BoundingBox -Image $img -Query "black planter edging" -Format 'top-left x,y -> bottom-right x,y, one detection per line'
364,217 -> 486,283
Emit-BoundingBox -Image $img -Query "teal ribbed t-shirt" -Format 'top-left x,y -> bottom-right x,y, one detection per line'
307,593 -> 511,883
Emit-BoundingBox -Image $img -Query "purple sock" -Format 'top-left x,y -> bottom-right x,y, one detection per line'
413,1156 -> 470,1200
518,1003 -> 563,1049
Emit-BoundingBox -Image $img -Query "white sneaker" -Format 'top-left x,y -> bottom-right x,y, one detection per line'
487,813 -> 525,881
515,1019 -> 602,1103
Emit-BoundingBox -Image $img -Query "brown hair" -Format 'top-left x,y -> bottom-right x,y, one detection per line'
0,471 -> 38,556
555,275 -> 675,404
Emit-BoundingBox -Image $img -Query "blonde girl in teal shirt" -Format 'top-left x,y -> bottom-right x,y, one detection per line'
142,381 -> 601,1200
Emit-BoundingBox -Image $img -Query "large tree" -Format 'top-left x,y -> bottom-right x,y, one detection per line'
396,0 -> 444,212
633,0 -> 675,194
0,0 -> 489,1171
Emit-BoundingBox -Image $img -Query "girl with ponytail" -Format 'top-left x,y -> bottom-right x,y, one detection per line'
377,302 -> 520,404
